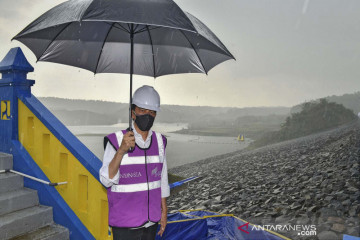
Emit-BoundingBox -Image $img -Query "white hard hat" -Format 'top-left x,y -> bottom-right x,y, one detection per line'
132,85 -> 161,112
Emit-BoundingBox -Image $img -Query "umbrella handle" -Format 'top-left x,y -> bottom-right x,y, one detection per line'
126,127 -> 135,153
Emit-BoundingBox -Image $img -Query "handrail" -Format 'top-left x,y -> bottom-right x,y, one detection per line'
169,176 -> 200,189
0,169 -> 67,186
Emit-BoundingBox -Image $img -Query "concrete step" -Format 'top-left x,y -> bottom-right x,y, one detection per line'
10,224 -> 69,240
0,205 -> 53,240
0,188 -> 39,216
0,153 -> 13,170
0,173 -> 23,194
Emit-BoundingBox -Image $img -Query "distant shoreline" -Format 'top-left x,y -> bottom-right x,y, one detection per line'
171,128 -> 239,137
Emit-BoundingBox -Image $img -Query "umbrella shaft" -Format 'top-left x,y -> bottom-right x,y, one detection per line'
129,24 -> 134,130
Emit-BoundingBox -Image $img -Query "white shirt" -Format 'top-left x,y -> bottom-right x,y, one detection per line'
99,123 -> 170,228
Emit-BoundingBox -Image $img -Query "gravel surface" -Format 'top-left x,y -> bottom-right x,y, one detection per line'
168,120 -> 360,240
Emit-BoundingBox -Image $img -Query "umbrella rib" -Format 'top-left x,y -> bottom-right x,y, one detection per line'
107,22 -> 130,34
179,30 -> 207,75
134,26 -> 147,34
36,22 -> 72,62
146,25 -> 156,78
135,26 -> 161,34
133,24 -> 140,33
94,22 -> 115,74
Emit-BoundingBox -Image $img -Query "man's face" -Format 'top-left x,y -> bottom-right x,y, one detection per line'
132,106 -> 156,119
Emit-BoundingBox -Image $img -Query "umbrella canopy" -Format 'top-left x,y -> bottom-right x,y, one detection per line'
13,0 -> 234,77
13,0 -> 235,130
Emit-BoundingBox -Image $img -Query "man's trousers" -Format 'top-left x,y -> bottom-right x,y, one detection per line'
112,223 -> 159,240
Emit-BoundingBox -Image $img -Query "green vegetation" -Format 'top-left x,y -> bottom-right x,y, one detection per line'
168,173 -> 185,184
291,91 -> 360,115
168,173 -> 188,195
249,99 -> 358,149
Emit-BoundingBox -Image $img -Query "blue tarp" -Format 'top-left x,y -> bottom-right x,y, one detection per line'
343,235 -> 360,240
156,210 -> 288,240
156,212 -> 208,240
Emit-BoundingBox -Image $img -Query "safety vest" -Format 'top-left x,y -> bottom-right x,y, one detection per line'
104,130 -> 167,228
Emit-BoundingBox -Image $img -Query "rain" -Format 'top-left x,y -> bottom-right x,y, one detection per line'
0,0 -> 359,240
302,0 -> 310,15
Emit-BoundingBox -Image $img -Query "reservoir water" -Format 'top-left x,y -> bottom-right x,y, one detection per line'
68,123 -> 250,169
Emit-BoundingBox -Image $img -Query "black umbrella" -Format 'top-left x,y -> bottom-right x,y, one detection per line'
13,0 -> 235,130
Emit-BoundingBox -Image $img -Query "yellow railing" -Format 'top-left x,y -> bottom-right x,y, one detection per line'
18,99 -> 111,240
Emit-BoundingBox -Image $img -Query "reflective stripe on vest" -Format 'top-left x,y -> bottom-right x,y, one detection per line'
111,180 -> 161,192
119,155 -> 160,165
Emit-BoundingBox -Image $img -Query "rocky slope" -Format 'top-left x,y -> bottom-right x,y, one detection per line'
168,120 -> 360,240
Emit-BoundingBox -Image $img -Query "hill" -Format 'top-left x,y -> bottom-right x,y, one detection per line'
250,98 -> 358,148
38,97 -> 290,128
291,91 -> 360,115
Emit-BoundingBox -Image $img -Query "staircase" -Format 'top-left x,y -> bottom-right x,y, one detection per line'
0,152 -> 69,240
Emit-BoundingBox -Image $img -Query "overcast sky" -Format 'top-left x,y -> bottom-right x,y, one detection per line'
0,0 -> 359,108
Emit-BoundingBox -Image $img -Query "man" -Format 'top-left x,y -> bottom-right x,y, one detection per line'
100,85 -> 170,240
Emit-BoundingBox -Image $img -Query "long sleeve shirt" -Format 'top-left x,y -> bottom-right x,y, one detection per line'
99,124 -> 170,228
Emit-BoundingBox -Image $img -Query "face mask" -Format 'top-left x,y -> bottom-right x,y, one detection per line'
134,112 -> 155,131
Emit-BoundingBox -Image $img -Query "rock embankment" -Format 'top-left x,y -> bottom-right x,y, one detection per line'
168,121 -> 360,240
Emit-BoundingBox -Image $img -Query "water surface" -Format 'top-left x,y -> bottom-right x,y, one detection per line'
68,123 -> 250,169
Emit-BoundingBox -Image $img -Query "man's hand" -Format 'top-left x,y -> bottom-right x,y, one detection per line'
119,131 -> 135,154
108,131 -> 135,179
157,211 -> 167,237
